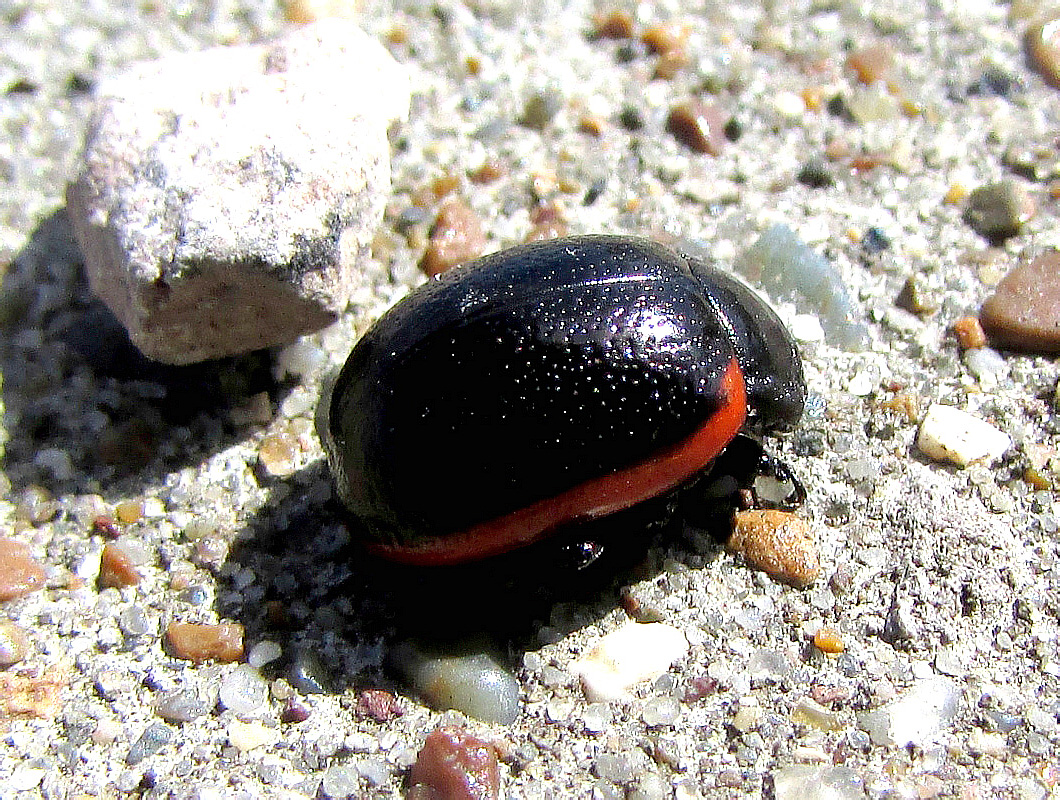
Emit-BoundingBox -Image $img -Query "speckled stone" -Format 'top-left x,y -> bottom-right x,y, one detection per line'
980,252 -> 1060,353
0,539 -> 46,601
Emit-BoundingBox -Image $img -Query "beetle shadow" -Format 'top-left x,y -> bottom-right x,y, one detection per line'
0,207 -> 292,501
220,462 -> 729,696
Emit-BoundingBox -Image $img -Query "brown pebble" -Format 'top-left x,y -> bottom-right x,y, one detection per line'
0,620 -> 31,666
355,688 -> 404,722
0,669 -> 66,719
164,621 -> 244,664
92,515 -> 120,539
653,49 -> 689,80
258,432 -> 299,478
470,160 -> 505,184
682,675 -> 720,702
813,627 -> 845,654
880,392 -> 920,424
114,500 -> 143,525
593,10 -> 634,39
642,21 -> 688,55
895,275 -> 937,317
578,114 -> 606,137
952,316 -> 987,350
409,725 -> 500,800
666,99 -> 726,156
846,43 -> 895,85
98,542 -> 143,589
980,251 -> 1060,353
728,510 -> 820,589
420,200 -> 487,277
1026,17 -> 1060,89
0,539 -> 46,602
525,203 -> 568,242
281,699 -> 311,724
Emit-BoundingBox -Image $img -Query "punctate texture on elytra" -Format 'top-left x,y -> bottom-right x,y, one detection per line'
324,235 -> 805,566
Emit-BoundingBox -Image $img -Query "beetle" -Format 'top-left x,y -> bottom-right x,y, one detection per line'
323,235 -> 805,567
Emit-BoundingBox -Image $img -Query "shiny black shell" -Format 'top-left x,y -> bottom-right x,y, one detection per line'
324,235 -> 804,565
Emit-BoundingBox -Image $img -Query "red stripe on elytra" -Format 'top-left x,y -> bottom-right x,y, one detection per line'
365,357 -> 747,566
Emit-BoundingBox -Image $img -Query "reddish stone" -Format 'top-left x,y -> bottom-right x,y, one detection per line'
980,252 -> 1060,354
408,725 -> 500,800
98,542 -> 143,589
0,539 -> 46,601
355,688 -> 403,722
420,200 -> 487,277
164,622 -> 244,663
666,100 -> 726,156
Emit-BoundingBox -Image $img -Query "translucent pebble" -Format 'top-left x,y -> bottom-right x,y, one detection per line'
737,225 -> 870,351
317,762 -> 360,800
582,702 -> 612,733
219,664 -> 269,716
118,606 -> 152,637
856,677 -> 959,746
356,757 -> 392,787
156,690 -> 211,723
126,722 -> 173,765
390,641 -> 519,724
641,696 -> 681,726
748,648 -> 791,682
772,765 -> 864,800
247,640 -> 283,669
594,752 -> 633,783
963,347 -> 1008,383
275,341 -> 327,380
628,772 -> 670,800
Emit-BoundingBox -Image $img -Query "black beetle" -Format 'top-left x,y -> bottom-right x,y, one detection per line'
323,235 -> 805,566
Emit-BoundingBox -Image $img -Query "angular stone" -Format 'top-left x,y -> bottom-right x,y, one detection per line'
0,539 -> 46,601
67,21 -> 410,364
916,403 -> 1011,467
980,252 -> 1060,354
571,623 -> 688,703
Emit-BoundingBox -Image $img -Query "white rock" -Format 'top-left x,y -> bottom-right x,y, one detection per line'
916,403 -> 1012,467
227,719 -> 280,752
968,726 -> 1007,757
856,677 -> 960,746
571,623 -> 688,703
772,765 -> 864,800
67,21 -> 410,364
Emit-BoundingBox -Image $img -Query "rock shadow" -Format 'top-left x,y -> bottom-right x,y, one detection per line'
0,207 -> 292,501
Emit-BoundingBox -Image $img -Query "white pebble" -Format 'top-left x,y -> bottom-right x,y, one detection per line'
968,727 -> 1007,757
772,764 -> 864,800
571,623 -> 688,703
247,640 -> 283,669
846,370 -> 875,397
219,664 -> 269,717
227,720 -> 280,752
773,90 -> 807,119
790,314 -> 825,343
856,677 -> 960,746
916,403 -> 1012,467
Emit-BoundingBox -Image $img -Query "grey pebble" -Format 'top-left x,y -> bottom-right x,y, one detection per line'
964,180 -> 1035,242
127,723 -> 173,765
628,772 -> 669,800
320,763 -> 361,799
155,689 -> 211,724
219,664 -> 269,716
594,752 -> 633,784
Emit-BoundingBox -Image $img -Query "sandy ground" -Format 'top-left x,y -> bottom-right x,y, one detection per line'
1,0 -> 1059,797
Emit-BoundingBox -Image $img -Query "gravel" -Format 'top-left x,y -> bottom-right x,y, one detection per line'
2,0 -> 1060,798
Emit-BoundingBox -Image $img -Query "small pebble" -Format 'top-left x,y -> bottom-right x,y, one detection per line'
114,500 -> 144,524
355,688 -> 403,722
0,539 -> 47,601
164,622 -> 244,663
895,275 -> 937,316
856,677 -> 959,746
155,689 -> 211,723
391,641 -> 519,724
409,725 -> 500,800
594,752 -> 633,784
952,316 -> 987,350
813,627 -> 845,654
593,10 -> 634,39
915,403 -> 1012,467
284,0 -> 360,23
0,620 -> 31,666
1025,16 -> 1060,89
571,622 -> 688,703
980,252 -> 1060,353
968,726 -> 1007,757
666,99 -> 726,155
227,719 -> 280,752
258,433 -> 299,478
247,640 -> 283,669
281,699 -> 311,723
963,346 -> 1008,383
219,664 -> 269,716
728,510 -> 820,588
126,722 -> 173,765
772,765 -> 864,800
964,180 -> 1035,242
582,702 -> 612,733
641,696 -> 681,727
520,89 -> 563,130
846,43 -> 895,85
98,542 -> 143,589
797,159 -> 834,188
419,199 -> 487,276
790,696 -> 845,732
